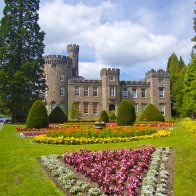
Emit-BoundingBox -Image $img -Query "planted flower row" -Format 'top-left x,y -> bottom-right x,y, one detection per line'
41,154 -> 105,196
34,130 -> 171,145
19,131 -> 47,138
141,147 -> 171,195
45,126 -> 157,139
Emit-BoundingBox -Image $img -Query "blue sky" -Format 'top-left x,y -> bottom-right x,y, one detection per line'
0,0 -> 194,80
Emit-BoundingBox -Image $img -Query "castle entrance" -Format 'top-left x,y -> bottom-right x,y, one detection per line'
109,104 -> 115,111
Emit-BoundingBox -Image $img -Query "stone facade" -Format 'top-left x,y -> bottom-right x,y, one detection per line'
44,44 -> 171,119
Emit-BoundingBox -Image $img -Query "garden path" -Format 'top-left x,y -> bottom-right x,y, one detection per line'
0,122 -> 4,131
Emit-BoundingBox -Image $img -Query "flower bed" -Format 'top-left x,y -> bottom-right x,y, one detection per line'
41,146 -> 172,195
34,130 -> 171,145
19,131 -> 47,138
45,126 -> 157,138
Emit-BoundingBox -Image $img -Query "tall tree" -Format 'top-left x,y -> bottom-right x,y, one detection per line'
191,8 -> 196,49
181,54 -> 196,117
0,0 -> 46,122
167,53 -> 186,116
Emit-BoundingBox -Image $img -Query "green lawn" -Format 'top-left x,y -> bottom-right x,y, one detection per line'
0,123 -> 195,196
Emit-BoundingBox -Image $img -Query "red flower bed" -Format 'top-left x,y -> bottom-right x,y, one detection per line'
64,146 -> 155,195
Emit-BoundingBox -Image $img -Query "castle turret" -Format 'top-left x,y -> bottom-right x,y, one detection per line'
67,44 -> 79,77
43,55 -> 72,115
100,68 -> 120,112
145,69 -> 171,118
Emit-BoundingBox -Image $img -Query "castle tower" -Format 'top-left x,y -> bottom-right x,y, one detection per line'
100,68 -> 120,112
43,55 -> 72,115
67,44 -> 79,77
145,69 -> 171,118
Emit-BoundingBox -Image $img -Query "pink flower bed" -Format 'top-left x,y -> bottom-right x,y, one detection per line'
63,146 -> 155,195
22,131 -> 47,137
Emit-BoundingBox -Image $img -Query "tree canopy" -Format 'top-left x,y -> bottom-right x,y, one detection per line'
0,0 -> 45,122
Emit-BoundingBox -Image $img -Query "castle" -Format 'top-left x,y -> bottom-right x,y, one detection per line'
44,44 -> 171,120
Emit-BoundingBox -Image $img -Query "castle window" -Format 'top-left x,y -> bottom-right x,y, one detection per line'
60,75 -> 65,81
60,87 -> 65,96
93,87 -> 98,97
83,102 -> 89,114
59,102 -> 65,112
132,88 -> 137,98
93,102 -> 98,115
45,87 -> 48,96
159,78 -> 164,84
75,86 -> 80,96
142,103 -> 147,112
109,77 -> 114,81
51,102 -> 57,111
141,88 -> 146,98
159,103 -> 165,115
110,86 -> 116,97
84,87 -> 89,97
123,88 -> 128,98
134,103 -> 138,113
45,74 -> 48,81
52,64 -> 56,68
159,87 -> 164,98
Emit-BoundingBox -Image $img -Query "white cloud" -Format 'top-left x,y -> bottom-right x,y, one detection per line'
38,0 -> 193,80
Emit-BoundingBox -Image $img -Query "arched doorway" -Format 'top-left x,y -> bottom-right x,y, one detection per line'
109,104 -> 115,111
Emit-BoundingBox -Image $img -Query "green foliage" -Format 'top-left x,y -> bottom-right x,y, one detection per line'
181,55 -> 196,117
109,110 -> 116,121
0,0 -> 46,122
26,100 -> 49,128
167,53 -> 186,116
191,9 -> 196,49
69,102 -> 82,121
99,110 -> 109,122
49,106 -> 68,123
117,100 -> 136,126
139,104 -> 165,122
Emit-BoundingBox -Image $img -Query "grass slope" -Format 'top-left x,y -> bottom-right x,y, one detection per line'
0,123 -> 195,196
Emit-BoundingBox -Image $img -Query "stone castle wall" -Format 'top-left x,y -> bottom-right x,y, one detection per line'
44,45 -> 171,119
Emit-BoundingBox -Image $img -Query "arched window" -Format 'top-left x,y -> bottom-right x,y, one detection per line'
59,102 -> 65,112
51,102 -> 57,111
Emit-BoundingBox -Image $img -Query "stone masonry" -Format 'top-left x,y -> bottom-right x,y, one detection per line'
44,44 -> 171,120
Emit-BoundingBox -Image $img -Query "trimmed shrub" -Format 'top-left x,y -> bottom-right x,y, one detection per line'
26,100 -> 49,128
109,110 -> 116,121
139,104 -> 165,122
99,110 -> 109,122
49,106 -> 68,123
117,100 -> 136,126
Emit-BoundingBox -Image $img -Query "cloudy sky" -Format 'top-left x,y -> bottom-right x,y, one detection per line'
0,0 -> 194,80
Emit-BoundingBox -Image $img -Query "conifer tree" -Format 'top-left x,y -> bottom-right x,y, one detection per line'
181,55 -> 196,117
191,8 -> 196,49
167,53 -> 186,116
0,0 -> 45,122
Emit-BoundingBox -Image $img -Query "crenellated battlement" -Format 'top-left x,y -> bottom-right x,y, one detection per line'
44,55 -> 71,65
145,69 -> 169,79
67,44 -> 79,53
100,68 -> 120,77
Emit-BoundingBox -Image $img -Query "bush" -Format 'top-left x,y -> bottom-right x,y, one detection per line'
117,100 -> 136,126
99,110 -> 109,122
109,110 -> 116,121
26,100 -> 49,128
49,106 -> 68,123
139,104 -> 165,122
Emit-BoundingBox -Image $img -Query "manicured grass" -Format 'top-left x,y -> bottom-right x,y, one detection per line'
0,123 -> 195,196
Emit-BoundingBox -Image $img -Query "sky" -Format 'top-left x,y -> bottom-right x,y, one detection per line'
0,0 -> 195,80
